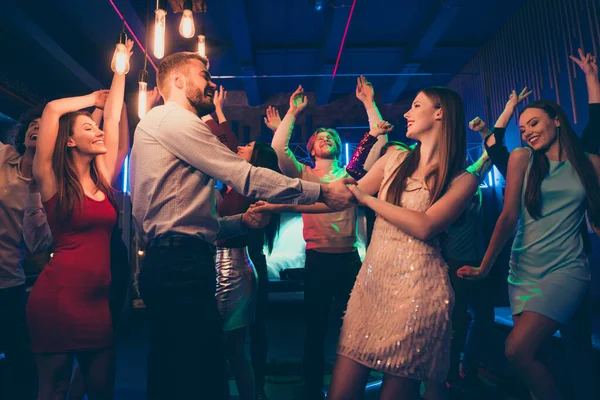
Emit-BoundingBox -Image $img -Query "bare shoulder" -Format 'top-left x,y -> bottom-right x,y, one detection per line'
507,147 -> 531,173
509,147 -> 531,162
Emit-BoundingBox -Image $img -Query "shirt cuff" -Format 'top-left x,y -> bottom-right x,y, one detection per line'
300,181 -> 322,205
217,214 -> 247,240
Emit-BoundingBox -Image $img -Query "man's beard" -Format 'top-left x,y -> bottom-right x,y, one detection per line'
186,82 -> 215,117
315,146 -> 336,160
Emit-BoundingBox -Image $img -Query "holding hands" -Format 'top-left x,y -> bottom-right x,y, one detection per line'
242,207 -> 271,229
346,184 -> 373,206
319,178 -> 357,211
248,200 -> 282,214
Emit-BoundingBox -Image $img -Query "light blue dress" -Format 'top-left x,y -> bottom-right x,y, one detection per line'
509,149 -> 590,324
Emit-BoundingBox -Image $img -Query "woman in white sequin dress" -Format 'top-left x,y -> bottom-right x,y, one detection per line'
326,87 -> 479,400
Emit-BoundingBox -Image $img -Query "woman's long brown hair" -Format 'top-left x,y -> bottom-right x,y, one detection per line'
523,100 -> 600,226
250,141 -> 282,254
51,111 -> 115,221
385,87 -> 466,206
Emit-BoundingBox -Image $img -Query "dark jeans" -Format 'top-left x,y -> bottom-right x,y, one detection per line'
446,259 -> 495,381
249,252 -> 269,390
0,284 -> 37,400
303,249 -> 362,398
139,240 -> 228,400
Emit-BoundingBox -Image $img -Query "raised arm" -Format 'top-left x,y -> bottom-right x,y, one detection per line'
203,86 -> 238,152
457,148 -> 531,279
269,86 -> 308,178
355,76 -> 387,170
97,39 -> 132,185
571,49 -> 600,154
346,120 -> 393,179
34,90 -> 109,200
91,108 -> 104,126
466,149 -> 492,184
478,87 -> 532,178
111,103 -> 130,185
349,169 -> 478,241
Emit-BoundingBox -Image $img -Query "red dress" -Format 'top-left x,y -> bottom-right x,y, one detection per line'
26,194 -> 117,353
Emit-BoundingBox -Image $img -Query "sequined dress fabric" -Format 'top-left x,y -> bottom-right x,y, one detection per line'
337,150 -> 454,382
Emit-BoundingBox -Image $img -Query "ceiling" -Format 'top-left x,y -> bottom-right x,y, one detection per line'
0,0 -> 526,121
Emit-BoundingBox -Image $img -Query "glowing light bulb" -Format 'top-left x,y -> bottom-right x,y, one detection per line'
138,81 -> 148,119
197,35 -> 206,57
138,69 -> 149,119
111,33 -> 130,75
138,250 -> 144,256
154,8 -> 167,59
179,9 -> 195,38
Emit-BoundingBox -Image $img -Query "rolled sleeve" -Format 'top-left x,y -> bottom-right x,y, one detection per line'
216,214 -> 247,241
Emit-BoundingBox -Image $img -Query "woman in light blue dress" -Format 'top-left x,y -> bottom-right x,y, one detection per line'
458,52 -> 600,400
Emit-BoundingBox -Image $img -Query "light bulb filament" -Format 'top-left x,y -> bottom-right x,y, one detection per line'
154,9 -> 167,59
179,9 -> 195,38
138,82 -> 148,119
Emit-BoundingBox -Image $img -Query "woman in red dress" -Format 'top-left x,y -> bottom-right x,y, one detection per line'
28,41 -> 132,400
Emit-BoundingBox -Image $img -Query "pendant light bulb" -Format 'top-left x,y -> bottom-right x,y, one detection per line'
111,32 -> 130,75
179,9 -> 195,38
197,35 -> 206,57
154,8 -> 167,59
138,70 -> 149,119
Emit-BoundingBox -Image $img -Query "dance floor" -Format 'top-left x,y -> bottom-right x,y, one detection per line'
3,291 -> 597,399
109,292 -> 600,400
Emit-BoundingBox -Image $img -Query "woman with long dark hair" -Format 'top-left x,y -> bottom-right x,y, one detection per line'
27,41 -> 131,400
458,57 -> 600,399
216,140 -> 282,400
320,87 -> 479,399
204,86 -> 281,400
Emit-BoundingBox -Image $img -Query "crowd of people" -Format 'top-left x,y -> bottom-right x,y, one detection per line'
0,36 -> 599,400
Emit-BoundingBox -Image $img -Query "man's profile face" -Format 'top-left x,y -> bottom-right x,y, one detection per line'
184,59 -> 217,117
